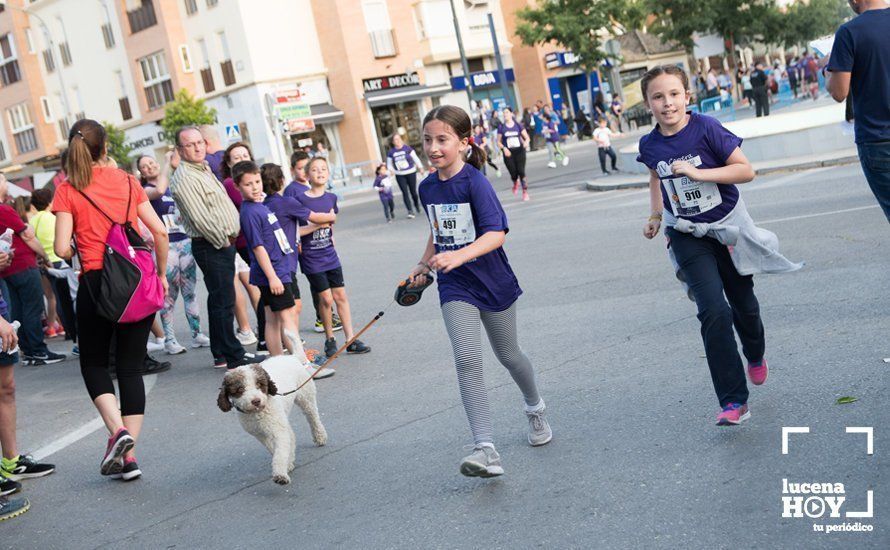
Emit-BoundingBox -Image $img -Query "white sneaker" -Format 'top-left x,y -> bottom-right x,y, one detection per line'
191,333 -> 211,348
547,161 -> 557,168
236,329 -> 257,346
495,169 -> 502,178
525,405 -> 553,446
562,156 -> 570,166
308,365 -> 335,379
146,337 -> 164,353
165,339 -> 187,355
459,444 -> 504,477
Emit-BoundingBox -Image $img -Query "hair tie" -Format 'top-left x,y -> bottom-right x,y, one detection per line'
75,131 -> 84,139
468,136 -> 475,145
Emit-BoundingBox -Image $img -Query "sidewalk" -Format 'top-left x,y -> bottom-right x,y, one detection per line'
584,147 -> 860,191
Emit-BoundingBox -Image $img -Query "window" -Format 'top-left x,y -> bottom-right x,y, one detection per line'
139,51 -> 174,110
464,0 -> 490,31
24,29 -> 35,54
6,103 -> 38,154
184,0 -> 198,15
362,1 -> 397,58
59,42 -> 72,66
206,0 -> 218,7
42,49 -> 55,73
217,32 -> 235,86
179,44 -> 193,73
127,0 -> 158,34
0,34 -> 21,86
101,23 -> 115,48
197,38 -> 214,93
0,140 -> 7,163
40,96 -> 53,122
115,71 -> 132,121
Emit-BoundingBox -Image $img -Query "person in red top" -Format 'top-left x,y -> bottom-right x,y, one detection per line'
0,176 -> 64,366
53,119 -> 168,482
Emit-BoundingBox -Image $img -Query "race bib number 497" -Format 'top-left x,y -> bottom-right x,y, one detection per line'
429,203 -> 475,248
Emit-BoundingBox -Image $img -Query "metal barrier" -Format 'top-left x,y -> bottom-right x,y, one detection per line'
329,160 -> 379,196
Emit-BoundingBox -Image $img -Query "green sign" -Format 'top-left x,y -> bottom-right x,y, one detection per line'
276,103 -> 311,121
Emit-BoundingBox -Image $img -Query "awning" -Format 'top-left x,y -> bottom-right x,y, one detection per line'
364,83 -> 452,108
310,103 -> 345,124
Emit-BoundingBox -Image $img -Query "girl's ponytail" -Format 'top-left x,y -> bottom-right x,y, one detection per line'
66,119 -> 107,191
466,140 -> 487,171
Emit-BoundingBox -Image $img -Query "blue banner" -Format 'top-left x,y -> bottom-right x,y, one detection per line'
451,68 -> 516,91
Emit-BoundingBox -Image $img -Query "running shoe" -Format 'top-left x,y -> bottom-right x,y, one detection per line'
547,161 -> 557,168
71,345 -> 80,357
716,403 -> 751,426
227,352 -> 258,370
562,156 -> 570,166
0,496 -> 29,521
44,326 -> 57,338
324,337 -> 337,358
213,357 -> 228,369
308,365 -> 336,379
314,316 -> 344,333
525,406 -> 552,446
143,355 -> 171,375
522,190 -> 530,202
407,213 -> 416,219
747,359 -> 769,386
0,474 -> 21,496
1,454 -> 55,480
191,333 -> 211,348
101,428 -> 134,476
346,340 -> 371,354
254,341 -> 270,356
22,351 -> 66,366
110,457 -> 142,482
459,445 -> 504,478
146,336 -> 165,353
236,329 -> 258,346
512,180 -> 519,195
164,339 -> 187,355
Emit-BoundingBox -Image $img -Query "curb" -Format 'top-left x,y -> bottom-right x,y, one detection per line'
584,154 -> 860,192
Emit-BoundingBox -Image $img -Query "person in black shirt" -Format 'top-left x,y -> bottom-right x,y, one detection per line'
750,63 -> 770,117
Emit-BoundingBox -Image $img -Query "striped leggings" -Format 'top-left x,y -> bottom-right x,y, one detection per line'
441,301 -> 541,445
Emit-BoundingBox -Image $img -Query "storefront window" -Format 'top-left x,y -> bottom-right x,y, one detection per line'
371,101 -> 423,160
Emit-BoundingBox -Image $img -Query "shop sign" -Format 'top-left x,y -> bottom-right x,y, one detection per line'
544,51 -> 580,69
450,68 -> 516,91
275,89 -> 315,134
362,72 -> 421,93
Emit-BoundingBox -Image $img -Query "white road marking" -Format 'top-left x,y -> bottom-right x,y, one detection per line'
759,204 -> 880,225
31,375 -> 158,461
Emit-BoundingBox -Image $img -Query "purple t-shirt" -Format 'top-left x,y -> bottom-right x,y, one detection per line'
142,183 -> 188,243
544,121 -> 560,143
636,112 -> 742,224
295,191 -> 340,274
373,175 -> 394,201
283,180 -> 310,200
419,164 -> 522,312
498,121 -> 525,150
387,145 -> 417,173
263,193 -> 312,276
205,151 -> 226,182
240,200 -> 295,287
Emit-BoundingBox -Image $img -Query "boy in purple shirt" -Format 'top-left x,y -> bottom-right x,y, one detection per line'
296,158 -> 370,358
373,164 -> 395,223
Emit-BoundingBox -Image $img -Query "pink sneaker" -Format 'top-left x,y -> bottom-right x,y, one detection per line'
100,428 -> 134,476
522,190 -> 530,201
747,359 -> 768,385
716,403 -> 750,426
512,180 -> 519,195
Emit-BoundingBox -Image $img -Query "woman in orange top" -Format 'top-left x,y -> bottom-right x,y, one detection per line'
53,119 -> 168,482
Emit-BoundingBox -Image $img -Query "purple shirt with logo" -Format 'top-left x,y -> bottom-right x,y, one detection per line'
142,183 -> 188,242
419,164 -> 521,312
283,180 -> 311,200
387,145 -> 417,173
498,121 -> 525,150
544,120 -> 560,143
240,200 -> 294,287
373,175 -> 394,202
264,193 -> 313,276
294,191 -> 340,274
637,112 -> 742,224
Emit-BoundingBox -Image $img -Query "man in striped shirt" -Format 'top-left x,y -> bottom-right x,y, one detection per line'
170,126 -> 251,369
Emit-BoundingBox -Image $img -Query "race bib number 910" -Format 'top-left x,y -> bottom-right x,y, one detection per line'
664,176 -> 722,217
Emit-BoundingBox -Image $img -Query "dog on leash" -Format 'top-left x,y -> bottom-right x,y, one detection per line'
216,333 -> 328,485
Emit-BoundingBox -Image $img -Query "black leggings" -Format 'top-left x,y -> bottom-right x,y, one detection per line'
395,172 -> 420,214
77,271 -> 154,416
503,148 -> 527,188
238,247 -> 265,345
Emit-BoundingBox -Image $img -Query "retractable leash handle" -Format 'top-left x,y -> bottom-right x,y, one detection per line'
395,273 -> 434,306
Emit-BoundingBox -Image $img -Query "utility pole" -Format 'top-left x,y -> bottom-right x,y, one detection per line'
448,0 -> 474,107
486,12 -> 511,109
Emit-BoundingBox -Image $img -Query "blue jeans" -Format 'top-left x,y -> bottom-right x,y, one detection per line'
858,141 -> 890,223
191,239 -> 244,364
667,228 -> 765,407
2,268 -> 49,357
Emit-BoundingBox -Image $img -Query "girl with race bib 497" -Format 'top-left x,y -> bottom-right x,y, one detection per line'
638,65 -> 801,427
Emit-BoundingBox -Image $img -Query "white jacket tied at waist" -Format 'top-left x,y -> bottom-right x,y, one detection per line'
665,199 -> 804,278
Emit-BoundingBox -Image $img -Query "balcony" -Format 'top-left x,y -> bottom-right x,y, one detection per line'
119,97 -> 132,121
127,1 -> 158,34
13,128 -> 38,154
369,29 -> 397,58
200,67 -> 215,93
220,59 -> 235,86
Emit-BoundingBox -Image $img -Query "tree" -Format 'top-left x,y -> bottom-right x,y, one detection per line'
514,0 -> 626,115
104,122 -> 134,169
160,89 -> 217,145
776,0 -> 851,49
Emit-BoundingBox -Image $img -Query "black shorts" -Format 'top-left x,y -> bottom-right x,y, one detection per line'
258,282 -> 297,312
305,267 -> 345,295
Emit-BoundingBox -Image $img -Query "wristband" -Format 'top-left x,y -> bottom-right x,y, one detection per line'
648,214 -> 662,222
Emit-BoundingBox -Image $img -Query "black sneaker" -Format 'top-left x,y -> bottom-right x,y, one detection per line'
332,314 -> 343,332
0,495 -> 29,521
346,339 -> 371,354
227,352 -> 258,370
255,341 -> 270,356
324,337 -> 337,358
22,351 -> 66,366
2,455 -> 55,480
111,459 -> 141,482
0,474 -> 21,496
143,355 -> 171,375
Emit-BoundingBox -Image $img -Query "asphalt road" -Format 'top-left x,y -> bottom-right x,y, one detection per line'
4,155 -> 887,549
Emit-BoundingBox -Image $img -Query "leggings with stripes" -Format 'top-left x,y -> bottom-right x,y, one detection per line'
441,300 -> 541,445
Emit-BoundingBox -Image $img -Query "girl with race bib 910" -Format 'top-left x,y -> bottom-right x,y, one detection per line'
638,65 -> 801,427
407,105 -> 551,478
